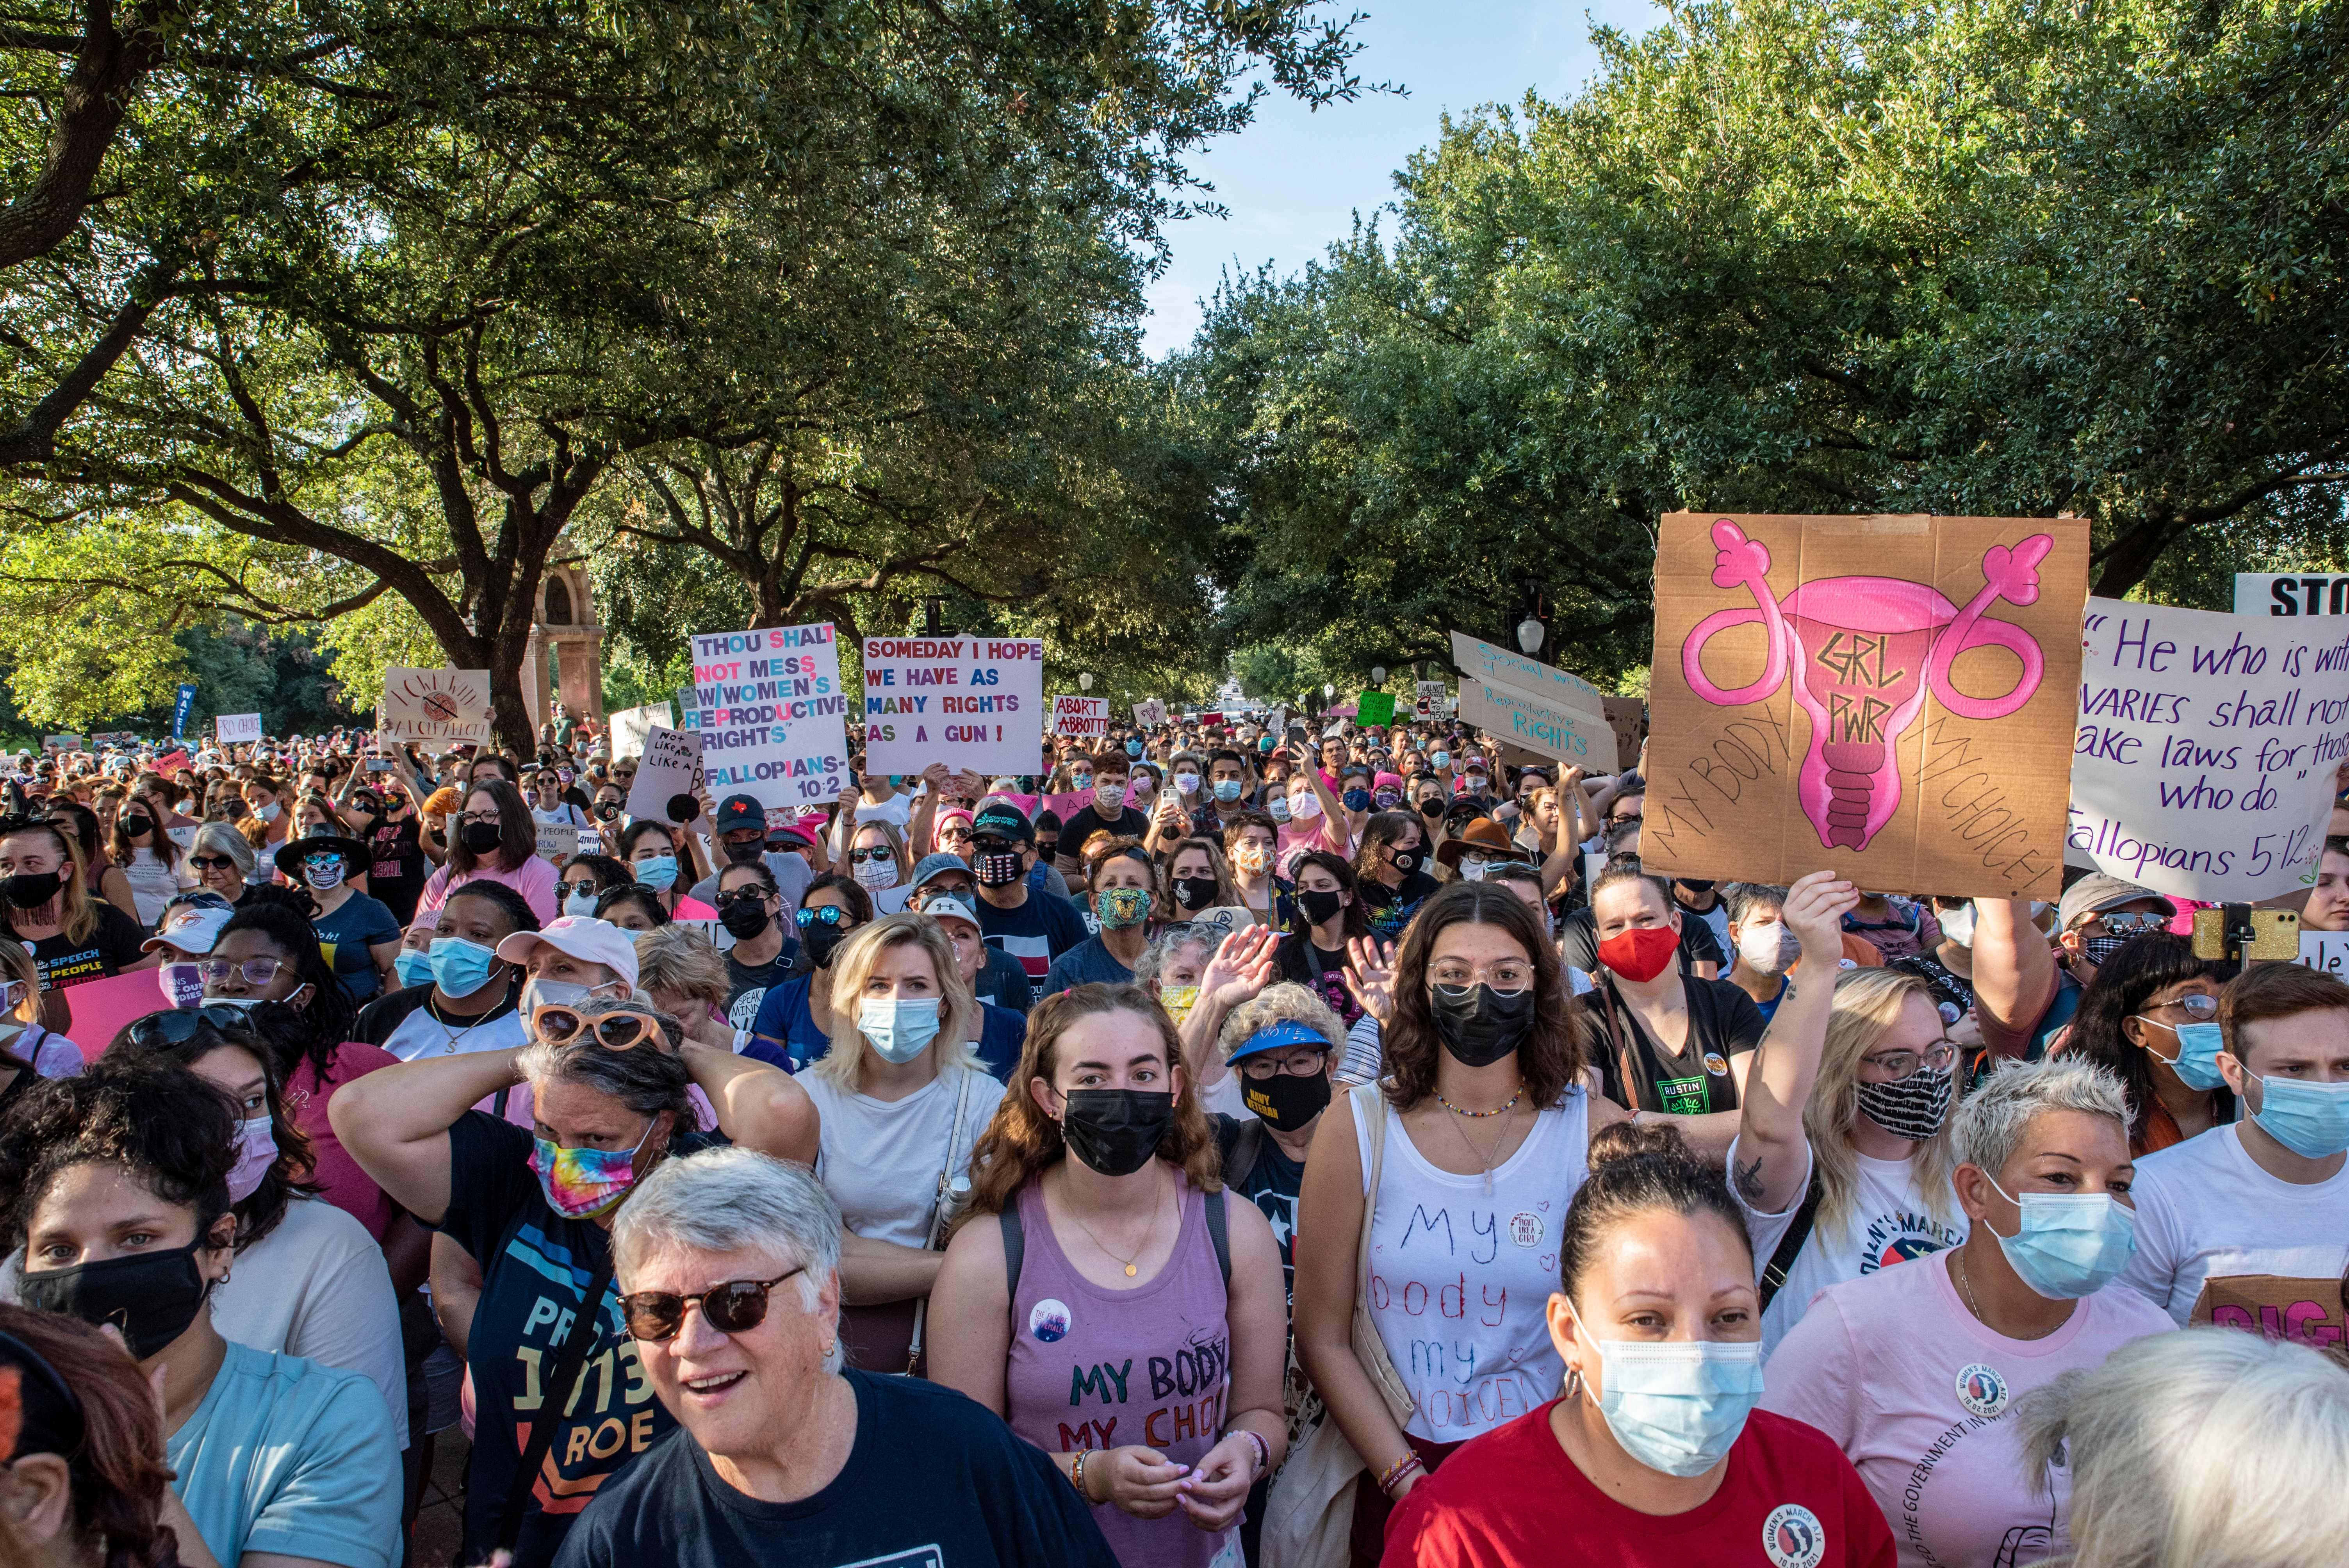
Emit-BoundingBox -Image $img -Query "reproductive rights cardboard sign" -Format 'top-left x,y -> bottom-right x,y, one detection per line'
1645,512 -> 2091,900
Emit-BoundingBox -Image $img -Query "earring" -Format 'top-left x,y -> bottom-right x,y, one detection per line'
1563,1367 -> 1582,1400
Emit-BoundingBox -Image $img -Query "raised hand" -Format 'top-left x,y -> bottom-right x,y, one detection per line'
1344,934 -> 1397,1023
1781,868 -> 1859,964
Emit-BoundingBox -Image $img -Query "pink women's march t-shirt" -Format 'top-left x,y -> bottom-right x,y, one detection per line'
1760,1242 -> 2174,1568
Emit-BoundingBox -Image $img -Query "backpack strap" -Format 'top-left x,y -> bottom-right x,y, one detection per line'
1223,1116 -> 1267,1194
998,1195 -> 1027,1299
1757,1169 -> 1825,1316
1204,1184 -> 1231,1292
496,1249 -> 615,1551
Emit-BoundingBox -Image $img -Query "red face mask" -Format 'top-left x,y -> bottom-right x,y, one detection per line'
1596,923 -> 1679,983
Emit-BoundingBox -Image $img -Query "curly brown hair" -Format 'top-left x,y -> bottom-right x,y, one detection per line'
0,1304 -> 187,1567
1383,880 -> 1586,1113
959,983 -> 1221,1223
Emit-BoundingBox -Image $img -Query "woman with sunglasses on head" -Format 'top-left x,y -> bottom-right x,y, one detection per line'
1379,1120 -> 1896,1568
747,873 -> 872,1072
2060,932 -> 2234,1155
331,993 -> 814,1567
273,825 -> 402,1002
2,1055 -> 401,1568
1292,881 -> 1627,1564
1349,810 -> 1440,946
41,800 -> 139,926
414,777 -> 561,927
0,818 -> 150,991
184,821 -> 257,906
109,784 -> 189,929
930,984 -> 1289,1568
617,818 -> 718,921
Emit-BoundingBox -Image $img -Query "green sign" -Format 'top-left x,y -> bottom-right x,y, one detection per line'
1355,690 -> 1397,726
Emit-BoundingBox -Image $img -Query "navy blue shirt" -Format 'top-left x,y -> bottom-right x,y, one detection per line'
1039,933 -> 1137,997
746,975 -> 830,1072
975,1000 -> 1027,1080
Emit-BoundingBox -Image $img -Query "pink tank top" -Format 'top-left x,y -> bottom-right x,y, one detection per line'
1003,1175 -> 1239,1568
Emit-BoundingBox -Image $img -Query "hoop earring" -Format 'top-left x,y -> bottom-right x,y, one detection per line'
1563,1367 -> 1583,1401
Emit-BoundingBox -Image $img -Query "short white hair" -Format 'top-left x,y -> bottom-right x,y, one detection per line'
610,1147 -> 843,1370
1951,1056 -> 2129,1175
2014,1327 -> 2349,1567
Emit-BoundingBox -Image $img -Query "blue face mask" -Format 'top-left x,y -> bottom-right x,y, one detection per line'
633,854 -> 678,891
428,936 -> 500,998
1985,1178 -> 2138,1299
1341,788 -> 1372,813
394,948 -> 434,989
1580,1319 -> 1765,1477
1125,739 -> 1143,757
563,889 -> 599,918
1212,779 -> 1243,803
859,997 -> 943,1064
1431,750 -> 1451,768
2147,1019 -> 2228,1092
2246,1071 -> 2349,1159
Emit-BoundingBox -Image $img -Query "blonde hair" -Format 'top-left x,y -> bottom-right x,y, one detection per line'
0,934 -> 38,1026
633,925 -> 729,1008
1216,981 -> 1344,1062
813,913 -> 981,1088
2014,1327 -> 2349,1567
847,818 -> 912,881
1807,968 -> 1959,1234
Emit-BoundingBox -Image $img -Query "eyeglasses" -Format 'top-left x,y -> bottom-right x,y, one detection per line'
459,809 -> 501,825
188,854 -> 238,871
617,1268 -> 806,1343
127,1006 -> 262,1047
531,1004 -> 669,1053
1239,1049 -> 1331,1080
2148,992 -> 2220,1021
1861,1042 -> 1958,1079
197,957 -> 287,985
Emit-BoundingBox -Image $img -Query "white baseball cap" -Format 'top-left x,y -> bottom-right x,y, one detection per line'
920,894 -> 984,935
141,901 -> 234,956
494,915 -> 641,988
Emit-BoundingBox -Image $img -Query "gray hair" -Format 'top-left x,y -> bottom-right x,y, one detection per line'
633,925 -> 730,1007
1134,923 -> 1217,991
1952,1056 -> 2130,1176
611,1147 -> 843,1371
1722,882 -> 1788,927
514,996 -> 702,1131
1217,980 -> 1344,1062
2013,1327 -> 2349,1567
191,822 -> 255,877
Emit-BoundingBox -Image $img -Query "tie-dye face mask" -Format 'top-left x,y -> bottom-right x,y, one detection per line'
529,1117 -> 656,1219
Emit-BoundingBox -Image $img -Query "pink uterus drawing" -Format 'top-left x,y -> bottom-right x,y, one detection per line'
1682,520 -> 2052,851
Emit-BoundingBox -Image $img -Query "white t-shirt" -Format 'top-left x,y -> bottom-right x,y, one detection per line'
2117,1123 -> 2349,1324
798,1062 -> 1002,1248
376,999 -> 529,1063
123,846 -> 188,927
1731,1136 -> 1968,1356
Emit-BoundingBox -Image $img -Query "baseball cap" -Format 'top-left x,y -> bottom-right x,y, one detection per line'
2056,873 -> 2177,932
910,852 -> 977,893
713,795 -> 764,834
495,916 -> 642,989
141,900 -> 234,955
1226,1017 -> 1333,1066
971,802 -> 1034,845
921,894 -> 983,933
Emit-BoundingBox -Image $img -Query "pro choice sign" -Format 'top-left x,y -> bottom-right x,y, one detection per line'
863,637 -> 1044,777
687,622 -> 852,810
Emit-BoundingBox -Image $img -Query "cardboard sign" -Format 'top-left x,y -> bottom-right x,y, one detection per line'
1415,680 -> 1449,718
609,702 -> 674,760
2069,598 -> 2347,902
862,636 -> 1044,776
534,817 -> 580,862
1602,695 -> 1646,772
1050,695 -> 1110,740
1458,677 -> 1610,766
2299,929 -> 2349,978
1356,690 -> 1397,727
2237,573 -> 2349,618
215,713 -> 262,744
625,727 -> 706,822
1450,631 -> 1609,723
1645,512 -> 2089,900
690,623 -> 852,811
378,667 -> 495,743
2189,1273 -> 2349,1348
1133,698 -> 1168,728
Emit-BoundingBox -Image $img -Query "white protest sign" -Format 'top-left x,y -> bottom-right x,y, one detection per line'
1050,695 -> 1109,740
610,702 -> 674,760
216,713 -> 262,743
1456,677 -> 1610,767
688,622 -> 852,811
1416,680 -> 1449,717
2069,599 -> 2349,902
2237,573 -> 2349,618
1450,631 -> 1608,722
861,636 -> 1044,776
378,668 -> 495,743
1133,698 -> 1168,728
2299,929 -> 2349,980
534,817 -> 580,862
625,727 -> 705,822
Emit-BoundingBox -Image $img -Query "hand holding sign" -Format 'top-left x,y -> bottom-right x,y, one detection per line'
625,728 -> 706,824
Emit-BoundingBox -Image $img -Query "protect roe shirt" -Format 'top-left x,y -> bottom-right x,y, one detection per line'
437,1112 -> 725,1568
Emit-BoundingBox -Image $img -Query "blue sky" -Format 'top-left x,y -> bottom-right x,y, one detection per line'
1140,0 -> 1664,357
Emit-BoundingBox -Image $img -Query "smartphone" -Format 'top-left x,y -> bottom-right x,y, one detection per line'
366,758 -> 394,772
2191,905 -> 2301,961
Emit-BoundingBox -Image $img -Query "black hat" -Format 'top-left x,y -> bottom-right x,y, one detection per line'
971,801 -> 1034,845
713,794 -> 764,834
273,825 -> 375,883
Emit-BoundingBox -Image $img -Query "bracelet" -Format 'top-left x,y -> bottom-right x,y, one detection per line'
1240,1429 -> 1271,1479
1070,1448 -> 1091,1500
1375,1451 -> 1423,1497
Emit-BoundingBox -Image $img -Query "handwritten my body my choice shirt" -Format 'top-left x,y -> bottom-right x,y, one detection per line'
437,1112 -> 724,1568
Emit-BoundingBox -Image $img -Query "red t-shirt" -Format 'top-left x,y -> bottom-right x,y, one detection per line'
283,1041 -> 403,1241
1382,1402 -> 1896,1568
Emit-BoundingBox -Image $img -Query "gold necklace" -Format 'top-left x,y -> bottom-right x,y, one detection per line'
1065,1167 -> 1166,1278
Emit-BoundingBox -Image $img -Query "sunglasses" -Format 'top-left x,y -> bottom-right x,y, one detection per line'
188,854 -> 238,871
531,1003 -> 669,1053
617,1267 -> 806,1343
797,905 -> 848,929
847,846 -> 894,864
128,1005 -> 262,1047
714,888 -> 771,909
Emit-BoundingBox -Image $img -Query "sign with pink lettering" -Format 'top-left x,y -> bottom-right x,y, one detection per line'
1645,513 -> 2089,899
2190,1273 -> 2347,1349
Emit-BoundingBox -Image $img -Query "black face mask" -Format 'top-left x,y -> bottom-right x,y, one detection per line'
1060,1089 -> 1176,1177
718,899 -> 771,939
595,803 -> 622,821
1418,799 -> 1443,818
1388,848 -> 1422,876
722,837 -> 765,865
801,921 -> 850,969
1242,1067 -> 1332,1132
20,1236 -> 213,1360
1429,983 -> 1535,1067
1677,878 -> 1716,894
2,870 -> 63,909
973,850 -> 1025,887
122,815 -> 153,838
1173,876 -> 1220,912
460,821 -> 503,855
1297,887 -> 1346,927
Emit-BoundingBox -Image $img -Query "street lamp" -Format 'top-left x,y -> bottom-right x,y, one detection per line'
1322,683 -> 1334,700
1078,672 -> 1093,692
1516,617 -> 1546,655
1371,665 -> 1386,686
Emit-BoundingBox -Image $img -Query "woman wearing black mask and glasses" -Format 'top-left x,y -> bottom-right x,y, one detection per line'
1292,880 -> 1626,1564
746,874 -> 870,1072
930,984 -> 1289,1568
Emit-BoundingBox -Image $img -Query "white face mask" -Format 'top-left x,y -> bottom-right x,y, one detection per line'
1735,919 -> 1800,976
1938,903 -> 1977,948
1289,791 -> 1323,822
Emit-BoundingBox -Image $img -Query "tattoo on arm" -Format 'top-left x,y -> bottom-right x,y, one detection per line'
1734,1156 -> 1765,1206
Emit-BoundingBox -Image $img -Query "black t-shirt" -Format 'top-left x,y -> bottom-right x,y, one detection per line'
8,903 -> 145,990
361,815 -> 428,926
1214,1113 -> 1305,1301
1358,870 -> 1440,943
1053,804 -> 1149,868
1274,932 -> 1363,1028
549,1368 -> 1119,1568
439,1112 -> 726,1568
1579,975 -> 1767,1116
1558,908 -> 1725,976
724,946 -> 798,1033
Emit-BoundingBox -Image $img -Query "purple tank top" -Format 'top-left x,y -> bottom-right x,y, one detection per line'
1004,1176 -> 1239,1568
